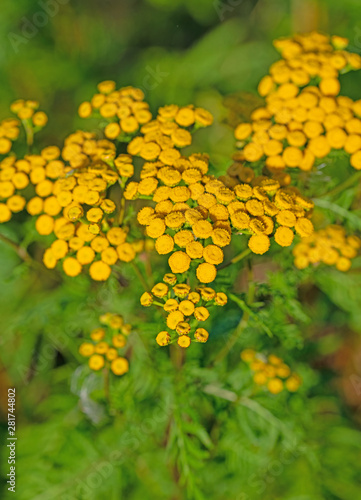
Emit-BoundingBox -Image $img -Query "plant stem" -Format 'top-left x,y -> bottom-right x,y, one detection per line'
320,171 -> 361,198
210,264 -> 255,366
131,261 -> 150,291
218,247 -> 251,270
0,232 -> 32,263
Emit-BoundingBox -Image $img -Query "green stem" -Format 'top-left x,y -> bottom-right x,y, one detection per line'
313,198 -> 361,230
22,119 -> 34,154
131,261 -> 150,292
210,264 -> 255,366
320,171 -> 361,198
218,247 -> 251,270
0,232 -> 32,263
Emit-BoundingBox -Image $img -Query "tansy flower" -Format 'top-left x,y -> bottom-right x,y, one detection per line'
248,234 -> 271,254
166,310 -> 184,330
164,299 -> 179,312
89,261 -> 111,281
194,328 -> 209,343
156,331 -> 171,346
177,335 -> 191,348
79,342 -> 95,357
178,300 -> 195,316
110,357 -> 129,376
140,292 -> 154,307
176,322 -> 191,335
194,306 -> 210,321
196,262 -> 217,283
163,273 -> 177,285
274,226 -> 294,247
88,354 -> 105,371
151,283 -> 168,298
168,251 -> 191,274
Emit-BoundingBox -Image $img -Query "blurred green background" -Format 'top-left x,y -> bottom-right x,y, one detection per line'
1,1 -> 361,499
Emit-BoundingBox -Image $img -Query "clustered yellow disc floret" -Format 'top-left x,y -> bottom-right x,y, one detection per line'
0,117 -> 141,279
140,273 -> 227,348
241,349 -> 302,394
79,313 -> 131,375
293,224 -> 360,271
234,32 -> 361,172
0,117 -> 20,156
78,82 -> 152,138
10,99 -> 48,129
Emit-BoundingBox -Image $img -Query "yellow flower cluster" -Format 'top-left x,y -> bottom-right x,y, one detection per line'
0,117 -> 20,155
0,126 -> 139,279
293,224 -> 360,271
79,313 -> 131,375
140,273 -> 227,348
235,32 -> 361,172
10,99 -> 48,128
229,176 -> 314,254
78,82 -> 152,139
125,102 -> 213,165
241,349 -> 302,394
135,153 -> 233,283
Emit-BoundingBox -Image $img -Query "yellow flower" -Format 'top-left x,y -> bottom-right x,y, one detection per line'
194,107 -> 213,126
173,284 -> 190,297
89,354 -> 105,371
151,282 -> 168,298
175,107 -> 195,127
186,241 -> 204,259
194,328 -> 209,343
106,348 -> 118,361
111,357 -> 129,376
176,321 -> 191,335
89,261 -> 111,281
164,299 -> 179,312
319,77 -> 340,96
179,300 -> 195,316
231,211 -> 250,230
336,257 -> 351,271
77,246 -> 95,265
147,218 -> 166,238
203,245 -> 224,265
168,251 -> 191,274
267,378 -> 284,394
97,80 -> 116,94
90,328 -> 105,341
43,249 -> 57,269
240,349 -> 256,362
177,335 -> 191,348
194,306 -> 210,321
215,292 -> 227,306
79,342 -> 95,357
141,292 -> 154,307
295,217 -> 314,237
174,230 -> 194,248
276,210 -> 296,227
156,331 -> 171,346
192,220 -> 213,239
163,273 -> 177,285
117,242 -> 136,262
155,234 -> 174,255
112,334 -> 127,348
107,227 -> 128,245
211,228 -> 231,247
94,341 -> 109,354
286,374 -> 302,392
167,310 -> 184,330
196,262 -> 217,283
248,234 -> 270,254
36,214 -> 54,235
274,226 -> 294,247
63,257 -> 82,277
